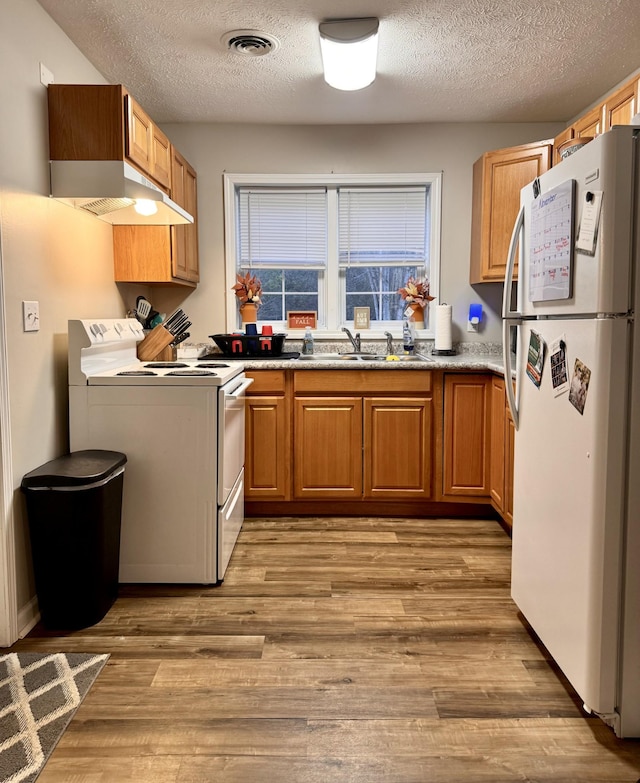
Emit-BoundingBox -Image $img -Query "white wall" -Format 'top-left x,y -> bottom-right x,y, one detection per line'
157,121 -> 563,345
0,0 -> 138,635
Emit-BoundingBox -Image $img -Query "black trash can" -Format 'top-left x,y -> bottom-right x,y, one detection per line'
21,449 -> 127,630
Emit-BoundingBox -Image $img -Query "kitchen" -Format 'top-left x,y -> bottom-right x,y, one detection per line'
2,0 -> 640,778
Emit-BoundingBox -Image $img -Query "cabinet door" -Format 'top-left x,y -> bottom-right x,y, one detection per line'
489,376 -> 506,511
504,405 -> 515,528
293,397 -> 362,498
125,95 -> 153,177
125,95 -> 171,191
245,396 -> 290,500
552,127 -> 575,167
151,127 -> 172,191
572,104 -> 603,138
470,141 -> 552,283
603,78 -> 639,130
171,150 -> 199,283
442,374 -> 491,496
363,397 -> 433,499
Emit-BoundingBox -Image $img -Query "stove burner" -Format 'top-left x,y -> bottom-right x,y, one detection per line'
144,362 -> 189,368
165,369 -> 217,376
116,370 -> 158,376
198,363 -> 229,368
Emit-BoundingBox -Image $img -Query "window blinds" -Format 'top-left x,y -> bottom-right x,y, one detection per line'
238,188 -> 328,269
338,186 -> 428,266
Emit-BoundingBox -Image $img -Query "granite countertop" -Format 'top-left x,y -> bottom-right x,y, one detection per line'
228,342 -> 511,377
186,341 -> 514,377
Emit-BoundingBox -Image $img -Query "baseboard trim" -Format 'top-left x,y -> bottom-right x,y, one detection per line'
246,500 -> 498,519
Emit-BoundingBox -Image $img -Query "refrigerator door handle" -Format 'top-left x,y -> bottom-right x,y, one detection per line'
502,318 -> 519,430
502,205 -> 525,319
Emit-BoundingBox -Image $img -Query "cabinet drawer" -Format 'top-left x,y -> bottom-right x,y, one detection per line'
294,370 -> 432,395
246,370 -> 286,394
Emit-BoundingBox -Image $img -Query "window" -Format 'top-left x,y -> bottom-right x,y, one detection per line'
224,173 -> 441,335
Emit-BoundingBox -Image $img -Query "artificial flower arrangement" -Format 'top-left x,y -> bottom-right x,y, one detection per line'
232,272 -> 262,305
397,276 -> 435,306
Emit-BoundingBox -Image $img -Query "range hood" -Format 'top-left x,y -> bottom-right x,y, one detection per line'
49,160 -> 194,225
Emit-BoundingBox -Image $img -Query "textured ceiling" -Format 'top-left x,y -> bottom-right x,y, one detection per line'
37,0 -> 640,125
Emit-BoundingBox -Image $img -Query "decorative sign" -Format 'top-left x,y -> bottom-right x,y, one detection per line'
353,307 -> 370,330
287,311 -> 317,329
529,179 -> 575,302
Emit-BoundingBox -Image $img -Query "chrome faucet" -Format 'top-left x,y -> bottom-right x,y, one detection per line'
342,326 -> 361,353
384,331 -> 394,355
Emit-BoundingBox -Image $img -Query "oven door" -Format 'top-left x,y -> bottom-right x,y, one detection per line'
218,374 -> 253,506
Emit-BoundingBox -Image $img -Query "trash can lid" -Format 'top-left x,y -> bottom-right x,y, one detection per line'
21,450 -> 127,489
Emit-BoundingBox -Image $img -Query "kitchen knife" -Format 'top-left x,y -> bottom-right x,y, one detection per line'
164,309 -> 185,330
168,316 -> 190,335
171,332 -> 190,346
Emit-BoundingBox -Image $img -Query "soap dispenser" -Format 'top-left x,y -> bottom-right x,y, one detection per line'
302,326 -> 314,355
402,320 -> 414,355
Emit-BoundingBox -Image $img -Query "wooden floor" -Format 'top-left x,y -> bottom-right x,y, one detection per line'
11,517 -> 640,782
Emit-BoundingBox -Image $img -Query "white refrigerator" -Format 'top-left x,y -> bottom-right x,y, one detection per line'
502,125 -> 640,737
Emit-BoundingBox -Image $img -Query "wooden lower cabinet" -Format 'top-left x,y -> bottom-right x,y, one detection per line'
488,374 -> 516,527
245,371 -> 290,500
294,397 -> 363,498
442,374 -> 491,497
245,368 -> 514,519
364,397 -> 433,499
504,406 -> 515,528
489,376 -> 506,511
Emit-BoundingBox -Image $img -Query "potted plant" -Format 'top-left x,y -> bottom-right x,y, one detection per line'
232,272 -> 262,324
397,276 -> 434,326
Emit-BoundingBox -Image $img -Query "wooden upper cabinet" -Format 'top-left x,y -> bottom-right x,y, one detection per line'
171,150 -> 199,283
572,103 -> 604,139
125,95 -> 171,191
470,140 -> 552,283
113,139 -> 199,286
552,126 -> 575,167
603,78 -> 639,130
48,85 -> 172,193
551,73 -> 640,167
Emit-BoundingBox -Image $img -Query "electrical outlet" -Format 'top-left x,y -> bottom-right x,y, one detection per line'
23,301 -> 40,332
39,62 -> 54,87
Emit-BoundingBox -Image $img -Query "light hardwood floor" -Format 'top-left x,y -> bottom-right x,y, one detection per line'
11,517 -> 640,782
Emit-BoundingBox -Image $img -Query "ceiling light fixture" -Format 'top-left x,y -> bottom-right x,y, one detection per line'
319,17 -> 379,91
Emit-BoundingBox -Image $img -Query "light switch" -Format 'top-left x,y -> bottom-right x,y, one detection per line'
23,301 -> 40,332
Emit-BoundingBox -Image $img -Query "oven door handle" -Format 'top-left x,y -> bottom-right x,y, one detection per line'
226,377 -> 254,397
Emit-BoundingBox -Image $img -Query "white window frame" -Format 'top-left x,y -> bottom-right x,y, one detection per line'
223,172 -> 442,339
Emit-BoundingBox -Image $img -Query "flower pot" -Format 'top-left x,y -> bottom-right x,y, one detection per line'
406,302 -> 425,327
240,302 -> 258,324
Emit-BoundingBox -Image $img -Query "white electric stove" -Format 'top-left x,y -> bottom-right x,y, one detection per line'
68,319 -> 252,584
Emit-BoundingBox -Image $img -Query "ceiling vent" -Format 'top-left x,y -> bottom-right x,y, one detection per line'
221,30 -> 280,56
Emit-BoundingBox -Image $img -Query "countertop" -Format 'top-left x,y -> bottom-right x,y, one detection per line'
237,351 -> 509,376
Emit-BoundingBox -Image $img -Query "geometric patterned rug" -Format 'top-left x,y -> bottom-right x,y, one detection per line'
0,652 -> 108,783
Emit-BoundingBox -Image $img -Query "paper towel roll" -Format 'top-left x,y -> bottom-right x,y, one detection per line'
435,304 -> 453,351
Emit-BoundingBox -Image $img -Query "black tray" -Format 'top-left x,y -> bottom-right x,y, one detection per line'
209,333 -> 287,357
200,351 -> 300,362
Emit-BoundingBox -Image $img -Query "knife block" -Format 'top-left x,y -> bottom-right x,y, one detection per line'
137,325 -> 174,361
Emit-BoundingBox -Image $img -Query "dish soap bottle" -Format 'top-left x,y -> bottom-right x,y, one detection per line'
402,319 -> 414,355
302,326 -> 314,355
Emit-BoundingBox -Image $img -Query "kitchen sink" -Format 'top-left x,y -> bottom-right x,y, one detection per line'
296,353 -> 432,363
296,353 -> 360,361
359,354 -> 433,363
